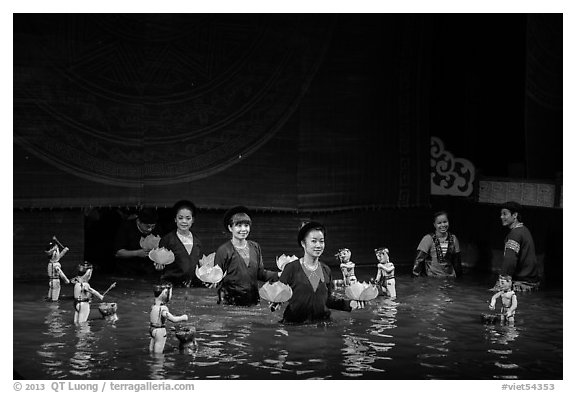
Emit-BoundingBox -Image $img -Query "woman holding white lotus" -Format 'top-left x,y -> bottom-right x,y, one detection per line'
214,206 -> 279,306
156,200 -> 204,287
276,222 -> 364,324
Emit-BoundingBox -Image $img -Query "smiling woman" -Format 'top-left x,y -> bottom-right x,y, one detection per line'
156,200 -> 203,287
412,211 -> 462,278
214,206 -> 279,306
277,222 -> 364,324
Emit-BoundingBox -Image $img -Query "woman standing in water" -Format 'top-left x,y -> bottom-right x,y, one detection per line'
412,211 -> 463,278
277,221 -> 364,323
157,200 -> 203,287
214,206 -> 279,306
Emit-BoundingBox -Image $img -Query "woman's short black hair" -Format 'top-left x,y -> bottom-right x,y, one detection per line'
172,200 -> 197,218
223,206 -> 251,230
297,221 -> 326,245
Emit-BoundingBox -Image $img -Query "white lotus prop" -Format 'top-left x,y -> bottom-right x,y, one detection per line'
259,281 -> 293,303
140,234 -> 161,250
276,254 -> 298,271
199,252 -> 216,267
148,247 -> 175,266
345,281 -> 379,301
195,264 -> 224,284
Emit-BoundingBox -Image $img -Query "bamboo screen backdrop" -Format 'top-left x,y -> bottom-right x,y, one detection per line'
13,14 -> 429,211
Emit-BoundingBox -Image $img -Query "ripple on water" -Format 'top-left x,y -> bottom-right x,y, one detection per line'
41,359 -> 63,367
495,362 -> 519,369
203,340 -> 225,346
488,349 -> 513,355
195,361 -> 220,367
420,362 -> 450,369
418,353 -> 448,359
13,273 -> 563,379
295,370 -> 315,376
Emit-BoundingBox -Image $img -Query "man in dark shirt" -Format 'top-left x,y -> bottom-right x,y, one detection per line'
113,207 -> 163,277
499,201 -> 542,290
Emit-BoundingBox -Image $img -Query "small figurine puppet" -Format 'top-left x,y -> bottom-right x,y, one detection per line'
489,274 -> 518,324
149,282 -> 189,353
336,248 -> 356,286
45,239 -> 70,301
374,247 -> 396,299
71,262 -> 106,323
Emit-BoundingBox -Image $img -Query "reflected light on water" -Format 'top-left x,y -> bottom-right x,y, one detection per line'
13,268 -> 562,380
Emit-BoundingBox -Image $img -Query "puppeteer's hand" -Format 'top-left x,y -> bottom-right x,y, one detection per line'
154,263 -> 164,270
136,249 -> 149,258
350,300 -> 366,310
269,302 -> 281,312
489,303 -> 495,310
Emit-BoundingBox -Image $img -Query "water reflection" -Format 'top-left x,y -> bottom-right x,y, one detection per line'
70,323 -> 95,378
370,298 -> 398,335
148,353 -> 175,380
38,303 -> 68,379
367,298 -> 397,358
485,323 -> 521,379
485,324 -> 520,346
340,298 -> 399,376
13,275 -> 563,379
341,332 -> 386,376
44,303 -> 66,338
411,280 -> 454,377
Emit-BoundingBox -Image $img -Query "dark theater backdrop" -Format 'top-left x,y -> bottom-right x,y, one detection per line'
13,14 -> 562,280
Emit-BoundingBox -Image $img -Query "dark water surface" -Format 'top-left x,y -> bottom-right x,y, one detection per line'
13,268 -> 562,380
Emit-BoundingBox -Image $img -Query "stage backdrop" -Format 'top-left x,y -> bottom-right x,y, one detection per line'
14,14 -> 430,211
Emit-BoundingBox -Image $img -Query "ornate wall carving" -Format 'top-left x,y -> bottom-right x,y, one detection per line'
430,136 -> 475,197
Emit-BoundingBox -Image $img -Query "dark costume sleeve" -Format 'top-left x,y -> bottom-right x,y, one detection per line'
113,219 -> 163,276
114,219 -> 164,253
279,261 -> 351,323
502,232 -> 521,277
254,242 -> 279,282
412,250 -> 428,277
158,232 -> 203,286
413,235 -> 432,277
323,265 -> 352,312
214,242 -> 230,272
451,235 -> 463,277
214,241 -> 269,306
